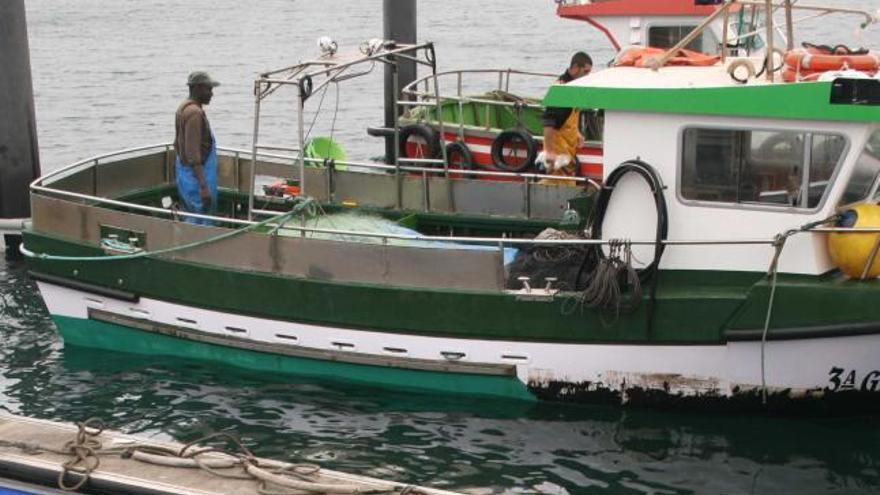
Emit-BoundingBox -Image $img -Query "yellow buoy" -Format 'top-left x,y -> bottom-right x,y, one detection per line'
828,203 -> 880,279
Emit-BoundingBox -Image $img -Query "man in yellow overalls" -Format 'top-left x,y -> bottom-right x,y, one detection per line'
540,52 -> 592,185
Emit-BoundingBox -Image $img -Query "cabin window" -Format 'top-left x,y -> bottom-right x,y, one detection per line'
648,25 -> 719,53
681,128 -> 846,209
840,129 -> 880,205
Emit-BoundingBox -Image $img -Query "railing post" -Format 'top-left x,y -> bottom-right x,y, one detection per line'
765,0 -> 775,82
248,80 -> 263,221
422,170 -> 429,212
233,150 -> 240,193
92,159 -> 99,196
498,236 -> 506,289
393,60 -> 402,210
524,177 -> 532,219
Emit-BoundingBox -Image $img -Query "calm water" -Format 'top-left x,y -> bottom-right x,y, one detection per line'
3,1 -> 880,493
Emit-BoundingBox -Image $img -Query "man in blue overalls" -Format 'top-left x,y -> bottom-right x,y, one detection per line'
174,71 -> 219,225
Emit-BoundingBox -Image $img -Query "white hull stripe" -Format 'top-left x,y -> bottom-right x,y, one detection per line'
36,281 -> 880,398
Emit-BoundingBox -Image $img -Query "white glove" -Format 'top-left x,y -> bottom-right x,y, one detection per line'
552,154 -> 572,172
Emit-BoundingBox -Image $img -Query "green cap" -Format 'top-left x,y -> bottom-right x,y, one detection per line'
187,71 -> 220,87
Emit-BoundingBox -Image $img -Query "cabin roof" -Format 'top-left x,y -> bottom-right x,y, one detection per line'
543,63 -> 880,123
556,0 -> 724,19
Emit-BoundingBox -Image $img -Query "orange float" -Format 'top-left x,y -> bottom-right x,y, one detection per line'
783,47 -> 879,82
784,48 -> 880,72
782,67 -> 878,83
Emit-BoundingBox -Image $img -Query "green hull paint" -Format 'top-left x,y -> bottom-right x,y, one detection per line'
53,315 -> 535,401
27,231 -> 880,345
25,232 -> 761,344
408,94 -> 545,134
544,82 -> 880,123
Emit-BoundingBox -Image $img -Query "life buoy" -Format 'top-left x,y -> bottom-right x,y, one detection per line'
783,48 -> 880,72
444,141 -> 475,178
398,124 -> 441,160
491,129 -> 538,173
783,67 -> 878,83
615,46 -> 721,69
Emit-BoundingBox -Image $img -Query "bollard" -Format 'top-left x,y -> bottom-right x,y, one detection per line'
0,0 -> 41,259
383,0 -> 417,163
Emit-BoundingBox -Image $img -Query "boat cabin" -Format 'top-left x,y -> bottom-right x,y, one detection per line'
546,63 -> 879,275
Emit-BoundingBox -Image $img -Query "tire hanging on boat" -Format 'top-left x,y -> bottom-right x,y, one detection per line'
445,140 -> 475,176
398,123 -> 441,161
491,129 -> 538,173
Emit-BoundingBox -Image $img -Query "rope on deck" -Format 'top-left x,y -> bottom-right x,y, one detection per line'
20,197 -> 317,263
1,417 -> 423,494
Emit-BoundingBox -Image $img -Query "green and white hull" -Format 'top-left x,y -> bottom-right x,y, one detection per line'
33,272 -> 880,408
22,24 -> 880,412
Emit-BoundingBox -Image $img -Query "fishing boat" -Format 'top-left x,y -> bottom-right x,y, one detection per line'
394,0 -> 768,180
21,1 -> 880,412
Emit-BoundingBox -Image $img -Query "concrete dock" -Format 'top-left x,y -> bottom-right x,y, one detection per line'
0,414 -> 461,495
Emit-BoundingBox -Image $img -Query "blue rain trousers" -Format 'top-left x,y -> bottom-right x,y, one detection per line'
175,131 -> 218,225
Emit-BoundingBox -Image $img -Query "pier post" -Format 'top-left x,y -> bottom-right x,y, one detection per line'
0,0 -> 41,259
383,0 -> 417,162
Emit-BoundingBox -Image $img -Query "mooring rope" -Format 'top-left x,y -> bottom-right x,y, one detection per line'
0,417 -> 420,494
759,214 -> 840,405
20,197 -> 317,263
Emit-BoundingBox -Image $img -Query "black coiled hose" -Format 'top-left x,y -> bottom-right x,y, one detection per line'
579,159 -> 668,334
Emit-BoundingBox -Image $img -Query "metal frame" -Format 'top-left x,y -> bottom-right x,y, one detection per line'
248,42 -> 448,220
400,68 -> 556,138
656,0 -> 877,77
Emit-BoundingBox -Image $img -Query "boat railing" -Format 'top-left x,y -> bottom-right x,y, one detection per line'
29,143 -> 601,225
402,68 -> 555,109
32,143 -> 880,285
656,0 -> 877,80
32,142 -> 880,279
400,68 -> 556,139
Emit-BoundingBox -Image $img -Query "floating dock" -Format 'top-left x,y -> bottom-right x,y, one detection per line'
0,414 -> 460,495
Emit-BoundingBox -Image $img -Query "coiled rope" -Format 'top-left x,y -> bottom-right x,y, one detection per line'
2,417 -> 420,494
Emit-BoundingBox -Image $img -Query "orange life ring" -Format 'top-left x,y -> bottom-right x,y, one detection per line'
783,48 -> 880,72
783,68 -> 879,83
615,47 -> 721,68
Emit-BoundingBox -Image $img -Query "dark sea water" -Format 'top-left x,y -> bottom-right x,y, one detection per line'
3,1 -> 880,493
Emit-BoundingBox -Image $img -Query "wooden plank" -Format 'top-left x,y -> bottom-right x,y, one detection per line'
0,414 -> 463,495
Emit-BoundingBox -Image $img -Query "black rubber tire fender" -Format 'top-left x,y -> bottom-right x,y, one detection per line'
398,124 -> 441,160
445,140 -> 474,170
490,129 -> 538,173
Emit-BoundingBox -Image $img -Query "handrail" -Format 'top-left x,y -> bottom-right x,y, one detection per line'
29,142 -> 602,192
250,211 -> 777,247
31,142 -> 172,188
653,0 -> 877,73
33,143 -> 880,250
402,68 -> 556,96
27,142 -> 601,229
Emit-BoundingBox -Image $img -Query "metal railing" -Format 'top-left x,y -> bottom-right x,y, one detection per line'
29,143 -> 600,224
30,140 -> 880,286
400,68 -> 556,140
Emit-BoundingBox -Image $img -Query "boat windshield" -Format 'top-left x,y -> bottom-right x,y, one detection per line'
648,24 -> 720,53
840,129 -> 880,206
